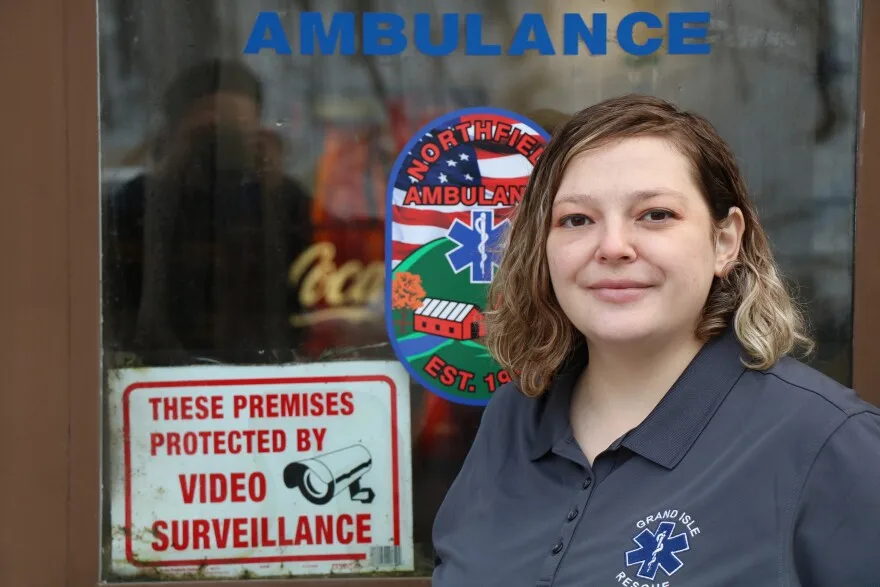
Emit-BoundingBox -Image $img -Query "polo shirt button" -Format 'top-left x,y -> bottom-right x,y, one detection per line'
582,478 -> 592,489
552,540 -> 564,555
567,508 -> 579,521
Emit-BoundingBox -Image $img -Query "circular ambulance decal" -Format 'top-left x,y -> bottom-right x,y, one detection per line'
384,107 -> 550,405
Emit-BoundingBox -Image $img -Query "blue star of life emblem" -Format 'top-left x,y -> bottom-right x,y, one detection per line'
445,209 -> 508,284
625,521 -> 690,580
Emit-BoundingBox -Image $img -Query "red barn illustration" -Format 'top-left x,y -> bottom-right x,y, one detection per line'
413,297 -> 486,341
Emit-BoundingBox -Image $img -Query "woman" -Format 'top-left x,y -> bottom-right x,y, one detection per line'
431,95 -> 880,586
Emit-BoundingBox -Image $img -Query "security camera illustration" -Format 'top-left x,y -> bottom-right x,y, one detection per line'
282,444 -> 376,505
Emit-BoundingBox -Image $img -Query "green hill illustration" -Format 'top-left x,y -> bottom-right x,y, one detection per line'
390,237 -> 509,402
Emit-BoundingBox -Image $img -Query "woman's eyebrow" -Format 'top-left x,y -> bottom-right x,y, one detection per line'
552,189 -> 687,208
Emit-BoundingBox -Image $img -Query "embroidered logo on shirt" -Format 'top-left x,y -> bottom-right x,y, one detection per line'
626,521 -> 689,579
617,510 -> 701,585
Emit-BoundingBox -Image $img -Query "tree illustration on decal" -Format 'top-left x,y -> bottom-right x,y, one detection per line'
391,271 -> 426,335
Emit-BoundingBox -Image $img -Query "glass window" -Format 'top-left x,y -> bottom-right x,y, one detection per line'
99,0 -> 861,581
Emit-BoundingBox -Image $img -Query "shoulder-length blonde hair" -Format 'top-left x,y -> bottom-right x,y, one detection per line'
485,94 -> 814,398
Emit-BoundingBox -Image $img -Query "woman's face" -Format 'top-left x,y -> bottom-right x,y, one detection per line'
545,136 -> 743,348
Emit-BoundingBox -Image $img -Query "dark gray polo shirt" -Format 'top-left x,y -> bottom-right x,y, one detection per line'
432,328 -> 880,586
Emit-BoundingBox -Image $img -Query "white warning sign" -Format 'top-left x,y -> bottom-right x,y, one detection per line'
106,360 -> 413,579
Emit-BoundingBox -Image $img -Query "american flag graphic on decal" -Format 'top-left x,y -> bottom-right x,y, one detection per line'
384,108 -> 550,406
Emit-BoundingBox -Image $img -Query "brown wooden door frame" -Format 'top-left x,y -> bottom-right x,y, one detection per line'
0,1 -> 878,586
0,3 -> 81,587
854,1 -> 880,403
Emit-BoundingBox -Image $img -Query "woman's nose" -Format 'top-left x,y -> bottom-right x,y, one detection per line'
594,221 -> 636,263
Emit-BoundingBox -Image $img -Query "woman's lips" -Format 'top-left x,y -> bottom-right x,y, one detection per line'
587,280 -> 653,303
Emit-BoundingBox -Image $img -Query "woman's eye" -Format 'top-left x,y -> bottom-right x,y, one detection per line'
640,209 -> 674,222
560,214 -> 590,228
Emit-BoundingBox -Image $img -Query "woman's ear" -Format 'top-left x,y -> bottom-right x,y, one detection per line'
714,207 -> 745,277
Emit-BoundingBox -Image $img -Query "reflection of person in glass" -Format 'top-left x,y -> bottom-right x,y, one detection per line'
103,59 -> 313,365
432,95 -> 880,586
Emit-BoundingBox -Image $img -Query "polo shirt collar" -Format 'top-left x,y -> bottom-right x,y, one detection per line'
529,327 -> 746,468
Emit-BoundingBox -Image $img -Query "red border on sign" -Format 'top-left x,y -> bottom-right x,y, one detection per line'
121,374 -> 401,568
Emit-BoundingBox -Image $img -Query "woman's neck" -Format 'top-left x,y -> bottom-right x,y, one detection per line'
570,332 -> 705,460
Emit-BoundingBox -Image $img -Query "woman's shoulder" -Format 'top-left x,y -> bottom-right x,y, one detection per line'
469,381 -> 551,452
758,355 -> 879,421
480,380 -> 545,424
744,356 -> 880,473
777,360 -> 880,583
